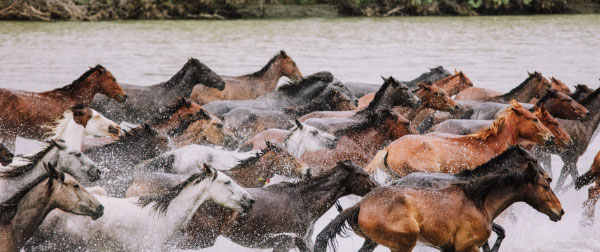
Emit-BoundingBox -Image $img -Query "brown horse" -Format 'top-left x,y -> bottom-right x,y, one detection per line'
455,72 -> 550,103
575,150 -> 600,226
0,162 -> 103,252
171,111 -> 234,148
367,100 -> 554,182
301,109 -> 415,175
315,148 -> 563,252
536,89 -> 589,120
549,77 -> 571,95
432,71 -> 474,96
191,51 -> 302,105
454,87 -> 502,101
0,65 -> 126,150
570,84 -> 594,103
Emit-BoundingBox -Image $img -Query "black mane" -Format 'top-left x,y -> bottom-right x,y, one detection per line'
0,174 -> 54,224
278,71 -> 334,95
147,97 -> 193,126
505,72 -> 541,95
54,65 -> 105,92
249,50 -> 286,77
137,172 -> 209,214
0,141 -> 58,178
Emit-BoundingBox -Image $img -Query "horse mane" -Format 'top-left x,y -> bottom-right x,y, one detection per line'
360,77 -> 394,113
535,89 -> 561,106
164,58 -> 204,87
137,172 -> 209,214
335,109 -> 397,137
278,71 -> 334,95
147,97 -> 193,126
455,146 -> 541,208
505,72 -> 541,95
0,174 -> 54,224
265,161 -> 352,193
53,65 -> 105,92
454,146 -> 533,179
465,107 -> 513,141
249,50 -> 286,77
112,124 -> 158,145
0,141 -> 57,178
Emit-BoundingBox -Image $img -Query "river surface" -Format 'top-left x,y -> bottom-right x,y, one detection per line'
1,15 -> 600,252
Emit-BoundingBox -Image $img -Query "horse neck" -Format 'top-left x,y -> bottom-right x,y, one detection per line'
298,172 -> 350,219
52,119 -> 84,151
481,184 -> 524,220
368,88 -> 395,111
53,79 -> 99,105
284,132 -> 308,158
0,149 -> 58,202
466,124 -> 514,154
581,91 -> 600,138
9,179 -> 55,248
223,158 -> 267,187
248,59 -> 283,92
500,80 -> 539,102
158,179 -> 212,237
344,125 -> 388,153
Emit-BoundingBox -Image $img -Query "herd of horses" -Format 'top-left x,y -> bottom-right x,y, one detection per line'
0,50 -> 599,252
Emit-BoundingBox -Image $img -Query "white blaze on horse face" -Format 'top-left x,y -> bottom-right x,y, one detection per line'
207,171 -> 254,213
285,122 -> 337,158
84,110 -> 120,138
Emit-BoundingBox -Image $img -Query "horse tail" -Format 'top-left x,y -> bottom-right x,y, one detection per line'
575,169 -> 598,190
365,150 -> 388,175
314,204 -> 361,252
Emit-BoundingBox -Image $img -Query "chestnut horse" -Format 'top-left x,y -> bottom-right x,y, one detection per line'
575,150 -> 600,226
367,101 -> 554,183
90,58 -> 225,123
0,65 -> 126,151
191,50 -> 302,105
315,147 -> 563,252
455,72 -> 550,103
549,77 -> 571,95
0,162 -> 103,252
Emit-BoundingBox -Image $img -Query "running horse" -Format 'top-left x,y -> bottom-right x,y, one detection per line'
366,100 -> 554,183
191,50 -> 303,105
575,150 -> 600,226
0,65 -> 126,151
90,58 -> 225,123
455,71 -> 550,103
315,147 -> 563,252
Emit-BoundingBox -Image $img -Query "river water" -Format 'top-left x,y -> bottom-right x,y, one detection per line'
1,15 -> 600,252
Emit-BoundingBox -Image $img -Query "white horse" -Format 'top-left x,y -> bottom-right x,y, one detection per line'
135,144 -> 259,175
242,119 -> 338,158
0,139 -> 100,204
47,105 -> 120,151
33,164 -> 254,251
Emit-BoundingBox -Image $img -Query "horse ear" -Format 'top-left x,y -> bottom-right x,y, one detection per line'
528,71 -> 532,76
280,50 -> 287,57
294,119 -> 303,130
454,68 -> 458,74
381,76 -> 388,82
265,141 -> 275,150
459,71 -> 464,77
44,161 -> 63,181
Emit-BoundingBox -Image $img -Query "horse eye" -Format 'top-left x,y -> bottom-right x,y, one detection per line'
76,153 -> 82,157
225,181 -> 231,185
74,184 -> 80,189
533,118 -> 538,122
312,131 -> 318,135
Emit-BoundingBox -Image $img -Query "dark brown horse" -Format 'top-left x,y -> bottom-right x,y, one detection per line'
549,77 -> 571,95
90,58 -> 225,123
0,65 -> 126,151
180,160 -> 378,251
570,84 -> 594,103
554,87 -> 600,190
191,50 -> 302,105
316,147 -> 563,252
85,124 -> 170,196
301,109 -> 415,175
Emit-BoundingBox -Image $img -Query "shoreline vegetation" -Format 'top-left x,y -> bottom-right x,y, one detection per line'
0,0 -> 598,20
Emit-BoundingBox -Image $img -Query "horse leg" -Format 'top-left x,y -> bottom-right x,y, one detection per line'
358,239 -> 379,252
268,234 -> 307,252
554,155 -> 573,191
535,150 -> 552,177
581,186 -> 600,226
481,223 -> 505,252
566,158 -> 581,189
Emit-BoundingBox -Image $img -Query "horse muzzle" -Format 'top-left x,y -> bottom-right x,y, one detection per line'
91,205 -> 104,220
108,125 -> 121,137
240,197 -> 255,214
549,209 -> 564,222
115,94 -> 127,102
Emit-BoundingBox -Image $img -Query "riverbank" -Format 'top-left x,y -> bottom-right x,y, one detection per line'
0,0 -> 598,20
